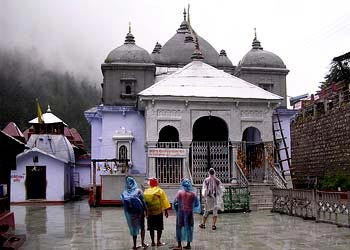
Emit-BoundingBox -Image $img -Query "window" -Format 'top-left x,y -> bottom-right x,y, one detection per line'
120,78 -> 136,99
119,145 -> 128,160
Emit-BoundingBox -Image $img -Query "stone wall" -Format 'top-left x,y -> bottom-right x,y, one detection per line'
291,103 -> 350,189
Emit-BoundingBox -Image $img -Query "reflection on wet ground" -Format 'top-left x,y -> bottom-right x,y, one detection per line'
11,198 -> 350,250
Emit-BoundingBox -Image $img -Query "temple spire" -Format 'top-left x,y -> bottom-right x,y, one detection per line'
125,22 -> 135,44
254,27 -> 257,40
184,4 -> 194,43
188,4 -> 203,60
252,27 -> 263,49
191,37 -> 204,61
152,42 -> 162,53
183,8 -> 187,21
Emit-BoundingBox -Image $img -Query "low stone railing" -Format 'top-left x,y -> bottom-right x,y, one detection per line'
272,189 -> 350,228
316,191 -> 350,227
197,185 -> 250,214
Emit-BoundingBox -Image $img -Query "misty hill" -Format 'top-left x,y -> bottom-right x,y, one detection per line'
0,48 -> 100,150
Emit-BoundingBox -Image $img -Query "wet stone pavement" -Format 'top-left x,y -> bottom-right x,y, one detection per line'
11,198 -> 350,250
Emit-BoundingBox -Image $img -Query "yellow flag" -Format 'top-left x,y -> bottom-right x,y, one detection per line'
35,98 -> 43,124
187,4 -> 192,34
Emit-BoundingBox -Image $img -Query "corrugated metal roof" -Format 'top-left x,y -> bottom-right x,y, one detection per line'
2,122 -> 24,138
139,60 -> 282,100
29,111 -> 68,126
26,134 -> 75,163
17,147 -> 68,164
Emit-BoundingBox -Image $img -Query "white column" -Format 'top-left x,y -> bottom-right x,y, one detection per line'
231,142 -> 238,184
182,141 -> 192,181
146,141 -> 157,178
148,158 -> 156,178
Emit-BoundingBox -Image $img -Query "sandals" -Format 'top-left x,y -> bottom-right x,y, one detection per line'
199,224 -> 206,229
212,225 -> 217,230
183,246 -> 191,249
142,243 -> 149,249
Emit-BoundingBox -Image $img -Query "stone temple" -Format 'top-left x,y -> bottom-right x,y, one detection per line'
85,10 -> 292,206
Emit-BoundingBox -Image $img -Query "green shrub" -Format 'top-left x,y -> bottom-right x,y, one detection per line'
318,171 -> 350,191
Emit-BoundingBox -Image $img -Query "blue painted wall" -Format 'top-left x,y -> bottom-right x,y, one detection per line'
86,106 -> 146,184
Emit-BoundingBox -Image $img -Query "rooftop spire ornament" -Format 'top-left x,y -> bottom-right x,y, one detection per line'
254,27 -> 257,40
124,22 -> 135,44
252,27 -> 263,50
187,4 -> 204,61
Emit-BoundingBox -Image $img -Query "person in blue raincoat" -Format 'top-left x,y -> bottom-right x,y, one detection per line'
121,177 -> 149,249
172,178 -> 201,250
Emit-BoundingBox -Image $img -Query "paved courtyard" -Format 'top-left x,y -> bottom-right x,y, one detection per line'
11,198 -> 350,250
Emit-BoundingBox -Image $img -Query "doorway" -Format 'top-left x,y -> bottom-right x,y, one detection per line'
192,116 -> 230,184
26,166 -> 46,199
242,127 -> 265,182
156,126 -> 183,184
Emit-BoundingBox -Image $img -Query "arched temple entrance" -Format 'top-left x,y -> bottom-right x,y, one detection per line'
156,126 -> 183,183
191,116 -> 231,184
158,125 -> 179,142
241,127 -> 265,182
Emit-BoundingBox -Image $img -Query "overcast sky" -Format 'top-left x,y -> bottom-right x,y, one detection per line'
1,0 -> 349,98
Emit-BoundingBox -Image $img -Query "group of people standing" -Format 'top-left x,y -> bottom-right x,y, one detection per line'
120,168 -> 224,250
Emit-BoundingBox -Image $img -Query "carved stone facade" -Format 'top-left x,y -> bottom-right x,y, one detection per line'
142,97 -> 277,181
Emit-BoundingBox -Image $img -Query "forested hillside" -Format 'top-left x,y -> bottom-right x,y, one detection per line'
0,48 -> 100,150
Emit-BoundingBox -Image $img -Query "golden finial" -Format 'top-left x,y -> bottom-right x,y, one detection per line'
129,21 -> 131,33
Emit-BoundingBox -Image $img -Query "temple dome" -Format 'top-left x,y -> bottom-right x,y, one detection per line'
218,49 -> 233,68
105,29 -> 152,64
239,35 -> 286,68
155,11 -> 219,67
150,42 -> 164,64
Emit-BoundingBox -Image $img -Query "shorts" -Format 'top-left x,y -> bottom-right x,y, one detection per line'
147,213 -> 164,231
204,207 -> 218,217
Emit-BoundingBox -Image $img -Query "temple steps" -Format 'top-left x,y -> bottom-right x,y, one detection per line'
248,183 -> 274,211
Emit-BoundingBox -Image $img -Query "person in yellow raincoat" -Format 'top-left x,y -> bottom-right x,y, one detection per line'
144,177 -> 170,247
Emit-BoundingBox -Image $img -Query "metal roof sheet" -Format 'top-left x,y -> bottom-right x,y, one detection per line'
139,60 -> 282,101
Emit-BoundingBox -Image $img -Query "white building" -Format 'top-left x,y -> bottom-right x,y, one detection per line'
11,107 -> 89,203
86,10 -> 293,206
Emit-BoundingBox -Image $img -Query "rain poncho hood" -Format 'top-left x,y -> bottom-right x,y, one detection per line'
149,177 -> 158,187
180,178 -> 193,192
144,178 -> 171,216
122,176 -> 138,197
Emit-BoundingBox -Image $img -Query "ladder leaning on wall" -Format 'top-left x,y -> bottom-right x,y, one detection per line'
272,110 -> 291,179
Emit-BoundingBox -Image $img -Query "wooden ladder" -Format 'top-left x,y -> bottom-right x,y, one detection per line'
272,110 -> 291,179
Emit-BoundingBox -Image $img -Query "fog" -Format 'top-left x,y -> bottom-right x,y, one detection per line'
1,0 -> 349,96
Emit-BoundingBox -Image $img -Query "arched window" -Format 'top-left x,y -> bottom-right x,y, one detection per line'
158,125 -> 179,142
192,116 -> 228,141
125,85 -> 132,94
242,127 -> 262,143
119,145 -> 128,160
